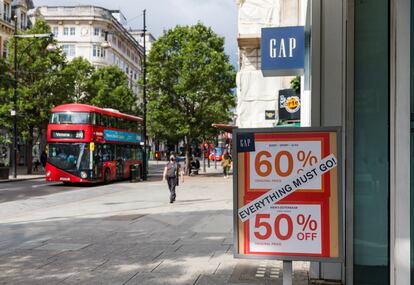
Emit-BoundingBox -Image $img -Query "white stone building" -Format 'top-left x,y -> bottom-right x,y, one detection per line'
236,0 -> 306,128
129,29 -> 155,56
29,5 -> 145,97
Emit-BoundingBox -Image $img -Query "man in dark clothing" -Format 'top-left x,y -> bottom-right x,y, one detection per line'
40,151 -> 47,170
163,155 -> 183,203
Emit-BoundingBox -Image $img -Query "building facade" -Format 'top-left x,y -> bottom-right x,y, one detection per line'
236,0 -> 305,128
0,0 -> 33,58
235,0 -> 414,284
29,6 -> 144,97
129,29 -> 155,56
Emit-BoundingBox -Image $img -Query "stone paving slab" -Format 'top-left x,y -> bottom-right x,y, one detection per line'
125,272 -> 199,285
61,268 -> 138,285
36,242 -> 90,251
0,165 -> 313,285
195,274 -> 234,285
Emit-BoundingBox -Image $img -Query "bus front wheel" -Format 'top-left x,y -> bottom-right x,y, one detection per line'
104,168 -> 111,184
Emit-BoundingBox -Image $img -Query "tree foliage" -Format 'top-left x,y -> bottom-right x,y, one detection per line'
60,57 -> 94,103
0,19 -> 67,172
0,19 -> 138,173
146,23 -> 236,148
84,65 -> 137,114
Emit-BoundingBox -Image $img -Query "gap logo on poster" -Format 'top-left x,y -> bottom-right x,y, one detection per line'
261,26 -> 305,76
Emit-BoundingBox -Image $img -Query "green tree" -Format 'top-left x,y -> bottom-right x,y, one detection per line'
84,65 -> 137,114
290,76 -> 301,94
60,57 -> 94,103
0,58 -> 13,148
2,19 -> 67,173
146,23 -> 236,172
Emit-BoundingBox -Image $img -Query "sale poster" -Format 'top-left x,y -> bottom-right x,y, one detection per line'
233,128 -> 342,261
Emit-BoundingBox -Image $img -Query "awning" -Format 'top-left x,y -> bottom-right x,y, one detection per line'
212,123 -> 238,133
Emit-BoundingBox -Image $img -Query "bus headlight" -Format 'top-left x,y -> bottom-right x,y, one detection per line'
80,171 -> 88,179
46,171 -> 51,177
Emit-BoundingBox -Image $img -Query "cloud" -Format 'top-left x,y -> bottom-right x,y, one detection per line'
33,0 -> 238,67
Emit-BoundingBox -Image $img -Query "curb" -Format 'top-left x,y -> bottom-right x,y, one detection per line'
0,176 -> 45,184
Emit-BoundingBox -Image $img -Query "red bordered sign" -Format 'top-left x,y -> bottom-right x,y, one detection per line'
233,127 -> 343,261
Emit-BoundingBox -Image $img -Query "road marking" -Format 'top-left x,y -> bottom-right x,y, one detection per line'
0,186 -> 24,191
31,183 -> 57,188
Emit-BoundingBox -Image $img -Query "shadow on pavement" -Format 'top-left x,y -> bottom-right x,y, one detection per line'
0,209 -> 239,285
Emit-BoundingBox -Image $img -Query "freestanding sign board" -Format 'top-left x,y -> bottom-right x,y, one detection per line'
233,127 -> 343,261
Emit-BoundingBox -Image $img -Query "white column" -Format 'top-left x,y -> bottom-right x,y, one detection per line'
390,0 -> 410,284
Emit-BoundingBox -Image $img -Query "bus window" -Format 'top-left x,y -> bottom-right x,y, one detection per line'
90,113 -> 96,125
101,144 -> 115,161
131,145 -> 137,159
50,112 -> 91,124
78,144 -> 90,169
109,116 -> 117,128
101,115 -> 108,127
124,145 -> 131,160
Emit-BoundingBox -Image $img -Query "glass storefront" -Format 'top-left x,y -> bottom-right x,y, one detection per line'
354,0 -> 390,284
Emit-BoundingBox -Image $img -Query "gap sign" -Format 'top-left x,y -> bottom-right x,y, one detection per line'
261,26 -> 305,76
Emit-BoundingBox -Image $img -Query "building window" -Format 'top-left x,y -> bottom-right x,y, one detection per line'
64,27 -> 75,36
52,27 -> 59,36
92,45 -> 106,58
354,0 -> 389,284
20,13 -> 26,29
62,44 -> 76,57
3,3 -> 10,21
94,27 -> 100,36
3,40 -> 8,58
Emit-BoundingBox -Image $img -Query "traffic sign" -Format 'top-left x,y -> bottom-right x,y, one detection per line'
233,127 -> 342,261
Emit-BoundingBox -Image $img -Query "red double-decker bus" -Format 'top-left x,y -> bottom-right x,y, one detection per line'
46,104 -> 144,183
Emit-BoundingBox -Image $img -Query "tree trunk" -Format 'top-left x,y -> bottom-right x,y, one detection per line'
185,141 -> 191,176
26,126 -> 33,174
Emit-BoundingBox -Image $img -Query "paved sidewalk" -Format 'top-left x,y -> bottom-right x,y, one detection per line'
0,162 -> 310,285
0,166 -> 45,183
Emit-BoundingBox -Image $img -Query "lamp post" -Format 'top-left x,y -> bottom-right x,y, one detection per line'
11,16 -> 54,178
142,9 -> 147,180
12,17 -> 17,179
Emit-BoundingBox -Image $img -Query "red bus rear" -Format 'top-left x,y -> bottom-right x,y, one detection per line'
46,104 -> 144,183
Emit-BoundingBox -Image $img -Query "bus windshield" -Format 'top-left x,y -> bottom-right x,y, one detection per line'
50,112 -> 92,124
48,143 -> 90,171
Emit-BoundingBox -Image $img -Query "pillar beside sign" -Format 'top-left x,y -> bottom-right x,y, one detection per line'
232,127 -> 343,262
261,26 -> 305,77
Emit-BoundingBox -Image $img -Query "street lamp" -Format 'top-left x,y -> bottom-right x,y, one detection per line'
101,31 -> 112,49
11,16 -> 55,178
142,9 -> 147,180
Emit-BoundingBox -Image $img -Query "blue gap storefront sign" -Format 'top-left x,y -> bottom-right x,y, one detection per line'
104,129 -> 142,143
261,26 -> 305,76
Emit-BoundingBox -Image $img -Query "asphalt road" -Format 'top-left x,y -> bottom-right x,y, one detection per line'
0,180 -> 98,203
0,161 -> 170,204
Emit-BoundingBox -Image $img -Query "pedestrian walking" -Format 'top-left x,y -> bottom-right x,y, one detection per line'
33,158 -> 39,172
221,153 -> 232,178
163,154 -> 184,203
40,150 -> 47,170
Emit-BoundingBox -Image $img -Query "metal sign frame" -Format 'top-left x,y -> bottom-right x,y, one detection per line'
232,126 -> 343,262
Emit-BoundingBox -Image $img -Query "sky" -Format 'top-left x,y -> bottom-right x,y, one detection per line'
34,0 -> 239,67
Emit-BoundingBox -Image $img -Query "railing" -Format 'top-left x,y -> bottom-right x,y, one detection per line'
39,6 -> 112,21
